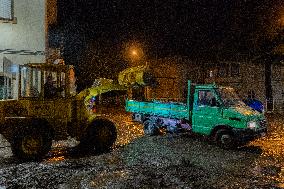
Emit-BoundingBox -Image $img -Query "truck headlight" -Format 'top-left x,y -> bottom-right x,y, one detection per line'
247,121 -> 257,129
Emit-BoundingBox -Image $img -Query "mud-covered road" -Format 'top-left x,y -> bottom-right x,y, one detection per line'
0,113 -> 283,188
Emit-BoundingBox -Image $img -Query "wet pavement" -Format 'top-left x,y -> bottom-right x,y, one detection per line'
0,113 -> 283,188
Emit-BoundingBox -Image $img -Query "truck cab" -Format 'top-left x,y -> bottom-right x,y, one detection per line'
192,84 -> 267,148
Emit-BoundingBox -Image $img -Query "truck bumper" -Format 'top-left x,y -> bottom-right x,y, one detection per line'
232,127 -> 267,143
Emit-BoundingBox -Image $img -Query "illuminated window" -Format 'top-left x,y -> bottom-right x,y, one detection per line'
0,0 -> 13,20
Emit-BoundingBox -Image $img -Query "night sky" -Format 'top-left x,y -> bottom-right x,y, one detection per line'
51,0 -> 283,89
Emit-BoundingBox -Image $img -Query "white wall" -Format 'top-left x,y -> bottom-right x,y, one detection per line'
0,0 -> 46,67
0,0 -> 46,99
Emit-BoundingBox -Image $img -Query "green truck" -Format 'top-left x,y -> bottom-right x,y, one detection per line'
126,81 -> 267,149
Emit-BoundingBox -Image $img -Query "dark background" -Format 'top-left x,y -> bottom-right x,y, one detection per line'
49,0 -> 284,90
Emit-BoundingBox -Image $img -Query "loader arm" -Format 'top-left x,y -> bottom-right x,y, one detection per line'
76,65 -> 155,103
76,81 -> 127,106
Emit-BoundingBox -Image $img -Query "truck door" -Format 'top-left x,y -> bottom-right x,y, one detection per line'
192,89 -> 221,135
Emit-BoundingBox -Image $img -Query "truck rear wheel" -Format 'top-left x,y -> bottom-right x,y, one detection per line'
78,119 -> 117,154
215,129 -> 235,149
132,113 -> 144,123
143,119 -> 158,136
11,127 -> 52,161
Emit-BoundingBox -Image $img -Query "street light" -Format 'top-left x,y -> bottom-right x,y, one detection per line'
129,45 -> 143,63
131,49 -> 138,56
123,41 -> 145,66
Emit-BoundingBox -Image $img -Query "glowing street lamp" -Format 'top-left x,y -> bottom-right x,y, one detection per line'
131,49 -> 138,56
123,41 -> 145,66
129,46 -> 143,63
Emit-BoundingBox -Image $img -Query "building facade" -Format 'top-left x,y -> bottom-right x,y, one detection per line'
0,0 -> 56,99
143,56 -> 201,102
204,60 -> 284,112
144,56 -> 284,112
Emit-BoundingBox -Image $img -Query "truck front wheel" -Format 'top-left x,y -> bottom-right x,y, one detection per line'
11,127 -> 52,161
215,129 -> 235,149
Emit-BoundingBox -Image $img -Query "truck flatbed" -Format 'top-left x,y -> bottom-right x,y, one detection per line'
126,99 -> 189,120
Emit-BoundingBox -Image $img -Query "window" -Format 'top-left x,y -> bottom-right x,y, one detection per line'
248,90 -> 255,99
0,76 -> 4,86
216,63 -> 240,78
217,63 -> 229,77
198,90 -> 217,107
231,63 -> 240,77
0,0 -> 13,20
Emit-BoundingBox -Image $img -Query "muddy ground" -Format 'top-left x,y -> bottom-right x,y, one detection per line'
0,113 -> 283,188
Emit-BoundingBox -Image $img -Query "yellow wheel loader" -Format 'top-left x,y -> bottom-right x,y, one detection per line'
0,63 -> 153,160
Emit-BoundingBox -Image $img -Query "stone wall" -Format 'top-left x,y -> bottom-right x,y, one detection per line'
140,56 -> 284,112
145,56 -> 198,102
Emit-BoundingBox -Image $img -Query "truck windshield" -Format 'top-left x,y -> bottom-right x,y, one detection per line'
217,87 -> 246,107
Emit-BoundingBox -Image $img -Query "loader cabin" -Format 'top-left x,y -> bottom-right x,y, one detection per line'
18,63 -> 76,99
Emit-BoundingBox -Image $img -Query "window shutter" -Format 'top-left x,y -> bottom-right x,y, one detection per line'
0,0 -> 12,20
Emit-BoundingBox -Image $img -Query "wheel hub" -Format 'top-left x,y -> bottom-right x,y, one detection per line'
144,121 -> 155,135
97,126 -> 111,144
22,135 -> 42,155
221,134 -> 232,144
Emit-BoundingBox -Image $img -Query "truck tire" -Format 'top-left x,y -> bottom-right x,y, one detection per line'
132,113 -> 144,123
143,119 -> 158,136
215,129 -> 235,149
78,119 -> 117,154
11,126 -> 52,161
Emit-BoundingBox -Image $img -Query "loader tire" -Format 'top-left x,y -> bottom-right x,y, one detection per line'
78,119 -> 117,154
11,126 -> 52,161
